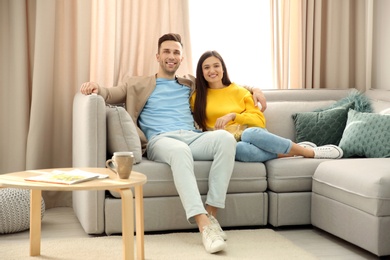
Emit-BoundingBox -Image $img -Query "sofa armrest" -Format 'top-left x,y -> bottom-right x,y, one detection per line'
72,92 -> 107,234
72,92 -> 107,167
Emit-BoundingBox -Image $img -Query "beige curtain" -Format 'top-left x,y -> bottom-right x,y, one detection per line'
89,0 -> 192,87
271,0 -> 370,91
0,0 -> 191,208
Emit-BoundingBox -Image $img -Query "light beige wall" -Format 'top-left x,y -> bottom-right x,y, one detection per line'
372,0 -> 390,90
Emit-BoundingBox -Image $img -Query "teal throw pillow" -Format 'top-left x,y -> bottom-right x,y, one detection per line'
315,89 -> 373,113
292,102 -> 354,146
339,109 -> 390,158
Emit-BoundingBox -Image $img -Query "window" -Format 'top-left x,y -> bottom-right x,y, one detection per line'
189,0 -> 273,89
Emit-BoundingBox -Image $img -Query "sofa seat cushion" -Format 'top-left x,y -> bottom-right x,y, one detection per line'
109,159 -> 267,198
266,158 -> 327,192
312,158 -> 390,216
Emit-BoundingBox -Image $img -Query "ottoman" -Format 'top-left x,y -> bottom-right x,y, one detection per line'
311,158 -> 390,257
0,188 -> 45,234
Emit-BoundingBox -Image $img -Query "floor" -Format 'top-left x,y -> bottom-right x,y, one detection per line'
0,207 -> 387,259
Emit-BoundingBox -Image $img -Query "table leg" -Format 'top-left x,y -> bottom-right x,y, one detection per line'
30,189 -> 42,256
119,188 -> 134,260
134,186 -> 144,260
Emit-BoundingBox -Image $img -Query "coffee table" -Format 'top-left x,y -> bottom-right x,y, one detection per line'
0,167 -> 147,260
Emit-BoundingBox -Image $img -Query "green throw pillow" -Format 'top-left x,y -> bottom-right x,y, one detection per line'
292,102 -> 354,146
339,109 -> 390,158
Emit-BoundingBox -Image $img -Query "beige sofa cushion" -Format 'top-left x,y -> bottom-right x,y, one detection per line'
109,160 -> 267,198
312,158 -> 390,216
265,158 -> 327,192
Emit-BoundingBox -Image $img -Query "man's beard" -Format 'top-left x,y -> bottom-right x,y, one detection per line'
163,65 -> 178,76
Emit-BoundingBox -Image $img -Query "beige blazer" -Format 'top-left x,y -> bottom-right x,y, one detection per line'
98,74 -> 196,152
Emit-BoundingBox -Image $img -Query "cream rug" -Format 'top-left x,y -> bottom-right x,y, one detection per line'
1,229 -> 316,260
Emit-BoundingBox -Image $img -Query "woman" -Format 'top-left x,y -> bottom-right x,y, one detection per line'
191,51 -> 343,161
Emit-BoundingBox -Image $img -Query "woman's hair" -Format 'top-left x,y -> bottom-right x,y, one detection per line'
193,50 -> 232,130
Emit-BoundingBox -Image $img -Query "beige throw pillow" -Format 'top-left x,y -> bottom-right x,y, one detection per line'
106,106 -> 142,164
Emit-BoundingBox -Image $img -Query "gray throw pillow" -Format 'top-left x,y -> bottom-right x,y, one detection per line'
106,106 -> 142,164
339,109 -> 390,158
292,102 -> 354,146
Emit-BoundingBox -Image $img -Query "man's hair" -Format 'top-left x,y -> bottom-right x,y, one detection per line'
158,33 -> 183,52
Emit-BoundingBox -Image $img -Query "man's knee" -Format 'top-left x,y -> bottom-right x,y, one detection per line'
213,129 -> 234,140
149,137 -> 192,160
213,130 -> 236,149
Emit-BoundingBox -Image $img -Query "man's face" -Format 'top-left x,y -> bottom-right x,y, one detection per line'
156,40 -> 183,77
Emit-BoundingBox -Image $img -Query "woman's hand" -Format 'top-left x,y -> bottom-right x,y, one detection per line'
214,113 -> 236,130
80,82 -> 99,95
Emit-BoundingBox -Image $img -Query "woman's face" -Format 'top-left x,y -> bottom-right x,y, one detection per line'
202,56 -> 223,85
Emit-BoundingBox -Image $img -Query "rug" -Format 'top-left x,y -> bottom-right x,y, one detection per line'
0,229 -> 316,260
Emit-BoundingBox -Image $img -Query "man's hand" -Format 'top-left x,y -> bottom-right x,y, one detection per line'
252,88 -> 267,112
80,82 -> 99,95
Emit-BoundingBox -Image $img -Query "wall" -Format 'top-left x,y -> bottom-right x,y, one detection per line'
371,0 -> 390,90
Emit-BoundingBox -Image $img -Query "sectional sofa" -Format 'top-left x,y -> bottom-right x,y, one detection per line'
72,88 -> 390,257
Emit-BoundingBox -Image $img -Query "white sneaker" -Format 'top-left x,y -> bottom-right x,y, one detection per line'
297,141 -> 317,149
209,215 -> 227,240
202,225 -> 227,254
313,145 -> 343,159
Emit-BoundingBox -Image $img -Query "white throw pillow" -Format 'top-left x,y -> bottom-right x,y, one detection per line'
106,106 -> 142,164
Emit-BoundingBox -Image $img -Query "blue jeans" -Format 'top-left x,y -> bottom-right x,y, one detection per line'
146,130 -> 236,223
236,127 -> 293,162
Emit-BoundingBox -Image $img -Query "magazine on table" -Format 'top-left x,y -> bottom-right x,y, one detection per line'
25,169 -> 108,185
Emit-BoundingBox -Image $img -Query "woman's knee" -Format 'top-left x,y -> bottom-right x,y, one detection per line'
241,127 -> 266,142
236,141 -> 277,162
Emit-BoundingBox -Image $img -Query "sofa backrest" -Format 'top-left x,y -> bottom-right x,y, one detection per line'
365,89 -> 390,114
262,89 -> 352,141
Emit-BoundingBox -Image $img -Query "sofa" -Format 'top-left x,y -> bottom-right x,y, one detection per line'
72,88 -> 390,257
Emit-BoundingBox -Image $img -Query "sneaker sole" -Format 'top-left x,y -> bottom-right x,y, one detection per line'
207,241 -> 227,254
327,145 -> 343,158
279,156 -> 304,159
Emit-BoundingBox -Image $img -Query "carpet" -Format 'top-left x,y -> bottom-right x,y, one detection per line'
1,229 -> 316,260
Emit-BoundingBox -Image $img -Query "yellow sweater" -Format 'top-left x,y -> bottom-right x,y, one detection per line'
190,83 -> 266,130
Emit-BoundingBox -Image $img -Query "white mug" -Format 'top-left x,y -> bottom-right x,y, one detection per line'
105,152 -> 134,179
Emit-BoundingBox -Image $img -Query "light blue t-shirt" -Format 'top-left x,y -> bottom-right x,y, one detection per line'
139,78 -> 195,140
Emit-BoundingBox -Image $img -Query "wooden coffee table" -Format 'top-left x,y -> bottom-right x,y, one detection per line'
0,167 -> 147,260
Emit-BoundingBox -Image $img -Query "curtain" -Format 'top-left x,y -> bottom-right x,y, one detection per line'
89,0 -> 192,87
0,0 -> 191,208
271,0 -> 370,91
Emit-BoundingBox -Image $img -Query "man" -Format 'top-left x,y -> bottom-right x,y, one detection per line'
82,33 -> 241,254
